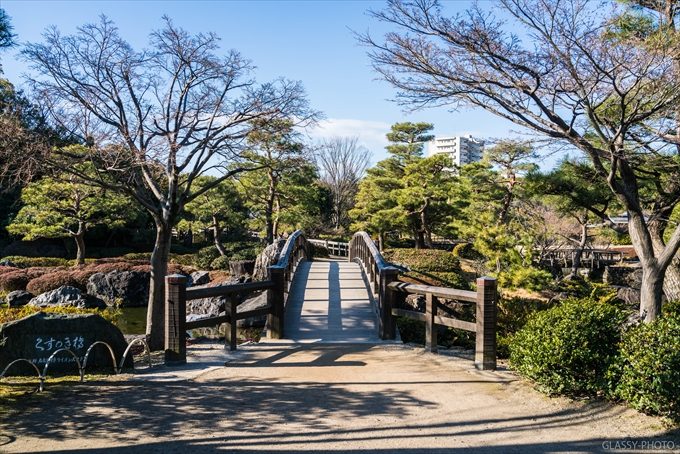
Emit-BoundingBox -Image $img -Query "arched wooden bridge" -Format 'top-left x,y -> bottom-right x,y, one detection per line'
164,230 -> 498,370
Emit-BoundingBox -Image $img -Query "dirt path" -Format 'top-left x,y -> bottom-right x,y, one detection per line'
1,342 -> 677,453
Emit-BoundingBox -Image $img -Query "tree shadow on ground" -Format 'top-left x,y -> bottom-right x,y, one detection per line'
1,344 -> 678,453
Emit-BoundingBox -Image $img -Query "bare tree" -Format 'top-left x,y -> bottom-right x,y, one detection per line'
362,0 -> 680,322
17,17 -> 317,349
316,136 -> 371,230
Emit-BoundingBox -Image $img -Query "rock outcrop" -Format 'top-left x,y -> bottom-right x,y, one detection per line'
28,286 -> 106,309
87,270 -> 150,307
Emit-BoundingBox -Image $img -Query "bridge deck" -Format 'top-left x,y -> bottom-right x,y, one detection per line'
283,259 -> 379,343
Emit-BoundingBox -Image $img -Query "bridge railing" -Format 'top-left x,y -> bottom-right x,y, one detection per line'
349,232 -> 400,339
164,230 -> 309,364
268,230 -> 309,339
350,231 -> 497,370
308,238 -> 349,257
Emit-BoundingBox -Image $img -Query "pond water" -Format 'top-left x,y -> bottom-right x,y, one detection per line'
112,307 -> 147,335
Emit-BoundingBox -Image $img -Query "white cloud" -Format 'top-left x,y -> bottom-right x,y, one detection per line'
306,118 -> 391,158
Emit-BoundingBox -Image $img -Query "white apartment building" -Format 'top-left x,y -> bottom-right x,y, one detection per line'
426,135 -> 484,166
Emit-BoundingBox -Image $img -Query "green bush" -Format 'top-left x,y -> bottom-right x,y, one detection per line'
383,248 -> 460,272
123,252 -> 152,261
1,256 -> 72,268
615,302 -> 680,421
193,246 -> 221,270
498,266 -> 553,291
229,247 -> 259,261
496,296 -> 553,359
451,242 -> 483,260
403,270 -> 470,290
509,298 -> 627,396
210,255 -> 231,270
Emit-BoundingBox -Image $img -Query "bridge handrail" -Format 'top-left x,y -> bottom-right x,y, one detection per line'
387,279 -> 497,370
349,231 -> 400,339
268,230 -> 309,340
349,231 -> 497,370
164,230 -> 310,364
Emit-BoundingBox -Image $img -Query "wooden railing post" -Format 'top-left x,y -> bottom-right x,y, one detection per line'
225,296 -> 238,351
475,277 -> 497,370
379,268 -> 399,340
425,293 -> 438,353
268,265 -> 285,339
165,274 -> 187,365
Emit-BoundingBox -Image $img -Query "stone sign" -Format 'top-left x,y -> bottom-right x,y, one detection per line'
0,312 -> 132,376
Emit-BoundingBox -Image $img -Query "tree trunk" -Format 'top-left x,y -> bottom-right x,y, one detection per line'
146,221 -> 172,351
571,221 -> 588,277
265,171 -> 277,244
640,265 -> 664,322
629,211 -> 665,321
273,197 -> 280,239
413,226 -> 425,249
663,258 -> 680,302
378,231 -> 385,252
648,220 -> 680,302
74,227 -> 86,266
212,216 -> 227,256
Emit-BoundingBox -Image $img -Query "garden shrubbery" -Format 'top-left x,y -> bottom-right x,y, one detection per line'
26,270 -> 82,294
510,297 -> 627,396
615,302 -> 680,421
498,265 -> 553,291
1,256 -> 72,268
509,296 -> 680,422
383,248 -> 460,272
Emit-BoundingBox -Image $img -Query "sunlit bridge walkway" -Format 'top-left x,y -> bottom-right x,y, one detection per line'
284,259 -> 380,343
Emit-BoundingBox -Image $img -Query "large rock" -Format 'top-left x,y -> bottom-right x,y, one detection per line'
186,281 -> 269,329
28,286 -> 107,309
0,312 -> 131,375
229,260 -> 255,278
87,270 -> 150,307
604,265 -> 643,289
186,278 -> 240,318
253,240 -> 285,282
6,290 -> 34,307
190,271 -> 211,287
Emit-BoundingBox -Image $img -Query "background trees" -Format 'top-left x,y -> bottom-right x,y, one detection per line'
14,17 -> 316,349
363,0 -> 680,321
179,176 -> 247,256
8,162 -> 132,265
316,136 -> 370,232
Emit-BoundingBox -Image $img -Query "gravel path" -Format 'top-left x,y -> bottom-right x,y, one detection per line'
1,342 -> 678,453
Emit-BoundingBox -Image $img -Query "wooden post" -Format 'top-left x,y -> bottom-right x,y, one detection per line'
425,293 -> 438,353
268,265 -> 285,339
165,274 -> 187,365
380,268 -> 399,340
225,296 -> 238,351
475,277 -> 497,370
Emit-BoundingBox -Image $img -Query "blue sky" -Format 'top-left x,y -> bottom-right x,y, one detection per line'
1,0 -> 520,164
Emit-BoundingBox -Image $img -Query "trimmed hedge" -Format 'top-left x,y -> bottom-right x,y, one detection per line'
1,256 -> 72,268
383,248 -> 460,272
615,302 -> 680,421
510,298 -> 627,396
26,270 -> 82,294
0,305 -> 119,325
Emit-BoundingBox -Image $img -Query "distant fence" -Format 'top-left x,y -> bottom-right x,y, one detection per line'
308,239 -> 349,257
